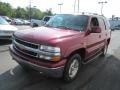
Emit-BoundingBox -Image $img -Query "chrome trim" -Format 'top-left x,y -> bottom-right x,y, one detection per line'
14,36 -> 39,46
13,36 -> 60,60
14,40 -> 59,55
13,40 -> 39,53
39,50 -> 60,56
13,44 -> 38,57
13,40 -> 60,59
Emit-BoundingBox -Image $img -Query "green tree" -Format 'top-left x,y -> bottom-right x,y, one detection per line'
0,2 -> 13,17
43,8 -> 53,16
14,7 -> 27,19
0,1 -> 53,20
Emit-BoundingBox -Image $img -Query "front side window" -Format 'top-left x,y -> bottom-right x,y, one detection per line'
46,14 -> 88,31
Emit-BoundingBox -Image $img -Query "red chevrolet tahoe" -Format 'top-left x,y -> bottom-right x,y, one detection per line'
9,14 -> 111,82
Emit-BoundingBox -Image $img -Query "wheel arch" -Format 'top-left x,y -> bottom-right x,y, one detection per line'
67,48 -> 86,61
33,23 -> 38,27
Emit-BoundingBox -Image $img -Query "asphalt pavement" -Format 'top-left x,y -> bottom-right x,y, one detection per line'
0,27 -> 120,90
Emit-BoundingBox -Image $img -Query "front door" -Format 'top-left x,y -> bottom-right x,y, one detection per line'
85,17 -> 101,60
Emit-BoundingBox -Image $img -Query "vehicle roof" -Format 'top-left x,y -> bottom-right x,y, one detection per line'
55,13 -> 106,19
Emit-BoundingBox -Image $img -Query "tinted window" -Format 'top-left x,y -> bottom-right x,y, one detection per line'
98,18 -> 106,30
0,16 -> 9,25
91,17 -> 99,27
44,17 -> 51,22
46,14 -> 88,31
104,18 -> 111,30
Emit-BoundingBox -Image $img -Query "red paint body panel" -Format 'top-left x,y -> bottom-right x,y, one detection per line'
14,27 -> 79,45
10,45 -> 67,68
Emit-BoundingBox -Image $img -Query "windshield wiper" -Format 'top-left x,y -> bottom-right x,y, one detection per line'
55,26 -> 81,31
45,25 -> 81,31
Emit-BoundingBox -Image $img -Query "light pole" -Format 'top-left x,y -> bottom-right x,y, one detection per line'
29,0 -> 31,22
74,0 -> 80,13
58,3 -> 63,13
98,1 -> 107,15
78,0 -> 80,13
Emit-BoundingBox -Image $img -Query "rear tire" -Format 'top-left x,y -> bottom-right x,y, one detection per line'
101,42 -> 108,57
33,23 -> 38,27
63,54 -> 81,82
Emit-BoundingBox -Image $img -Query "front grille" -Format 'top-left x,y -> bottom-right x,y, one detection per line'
13,36 -> 39,57
14,44 -> 38,57
15,38 -> 38,49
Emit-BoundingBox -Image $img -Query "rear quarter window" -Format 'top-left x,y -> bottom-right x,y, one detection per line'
98,17 -> 106,30
103,17 -> 111,30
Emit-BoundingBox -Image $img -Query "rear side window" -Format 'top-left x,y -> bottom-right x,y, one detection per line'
90,17 -> 99,28
98,18 -> 106,30
104,18 -> 111,30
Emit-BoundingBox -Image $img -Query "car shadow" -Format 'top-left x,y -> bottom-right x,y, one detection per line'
1,54 -> 120,90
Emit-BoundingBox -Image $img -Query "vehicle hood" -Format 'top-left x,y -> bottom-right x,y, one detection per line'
14,26 -> 80,44
0,24 -> 18,31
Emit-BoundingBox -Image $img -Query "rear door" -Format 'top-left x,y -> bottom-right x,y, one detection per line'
97,17 -> 106,49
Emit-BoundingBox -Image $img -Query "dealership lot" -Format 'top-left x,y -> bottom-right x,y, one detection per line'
0,26 -> 120,90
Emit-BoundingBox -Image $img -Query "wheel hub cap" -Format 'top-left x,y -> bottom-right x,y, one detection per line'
69,59 -> 79,78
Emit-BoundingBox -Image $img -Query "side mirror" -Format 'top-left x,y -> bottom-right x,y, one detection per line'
91,26 -> 101,33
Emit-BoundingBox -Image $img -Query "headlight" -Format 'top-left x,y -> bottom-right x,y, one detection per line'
40,45 -> 60,53
39,45 -> 61,61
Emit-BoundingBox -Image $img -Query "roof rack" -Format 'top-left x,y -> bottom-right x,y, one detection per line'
74,12 -> 103,16
81,12 -> 98,15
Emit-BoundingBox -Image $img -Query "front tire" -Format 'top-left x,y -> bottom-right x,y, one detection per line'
33,23 -> 38,27
63,54 -> 81,82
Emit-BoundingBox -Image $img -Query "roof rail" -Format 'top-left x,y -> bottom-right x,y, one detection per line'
74,12 -> 102,16
81,12 -> 98,15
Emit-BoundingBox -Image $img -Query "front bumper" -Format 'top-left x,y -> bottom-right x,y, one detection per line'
9,45 -> 66,77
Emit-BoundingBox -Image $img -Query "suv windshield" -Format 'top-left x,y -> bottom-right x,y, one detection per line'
46,14 -> 88,31
0,16 -> 9,25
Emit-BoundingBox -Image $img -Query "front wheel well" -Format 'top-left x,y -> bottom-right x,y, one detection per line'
68,48 -> 86,61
